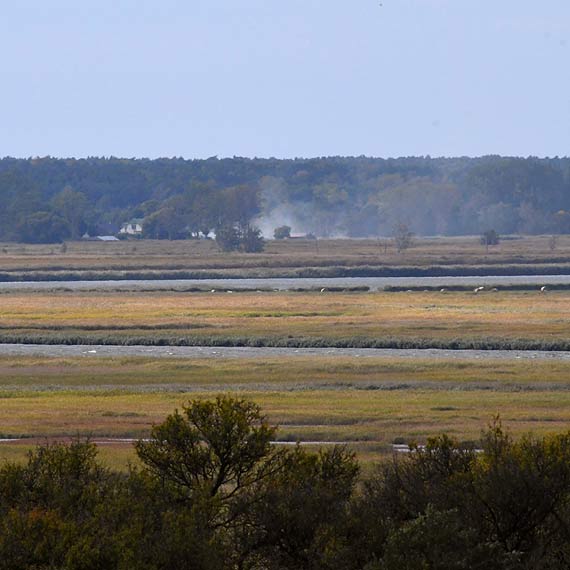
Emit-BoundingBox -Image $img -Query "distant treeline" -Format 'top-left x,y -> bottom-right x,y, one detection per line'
2,396 -> 570,569
1,155 -> 570,242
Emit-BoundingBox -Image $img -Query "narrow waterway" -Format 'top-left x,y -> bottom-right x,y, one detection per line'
0,274 -> 569,291
1,343 -> 569,360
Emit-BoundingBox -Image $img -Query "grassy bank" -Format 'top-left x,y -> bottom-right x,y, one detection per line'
1,290 -> 569,348
2,263 -> 570,282
1,354 -> 570,467
2,235 -> 570,279
2,333 -> 570,351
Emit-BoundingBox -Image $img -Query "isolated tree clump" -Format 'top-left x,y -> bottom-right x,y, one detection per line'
6,400 -> 570,568
135,396 -> 278,504
241,225 -> 264,252
392,222 -> 414,253
16,212 -> 70,243
273,225 -> 291,239
481,229 -> 500,247
51,186 -> 89,240
215,224 -> 242,252
549,234 -> 558,251
215,224 -> 265,253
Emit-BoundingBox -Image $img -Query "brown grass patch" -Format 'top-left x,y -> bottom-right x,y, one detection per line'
1,289 -> 569,343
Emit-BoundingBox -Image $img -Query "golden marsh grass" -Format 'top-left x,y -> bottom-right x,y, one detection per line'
2,235 -> 570,272
1,289 -> 569,342
2,355 -> 570,469
2,388 -> 570,445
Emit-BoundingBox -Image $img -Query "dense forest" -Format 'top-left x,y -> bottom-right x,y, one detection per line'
1,155 -> 570,243
2,396 -> 570,569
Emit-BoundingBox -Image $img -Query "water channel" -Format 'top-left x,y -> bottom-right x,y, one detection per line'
1,274 -> 569,291
1,344 -> 569,361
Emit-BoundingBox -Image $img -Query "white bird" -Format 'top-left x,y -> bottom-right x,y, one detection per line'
540,286 -> 547,292
320,288 -> 326,293
210,289 -> 216,293
440,288 -> 446,293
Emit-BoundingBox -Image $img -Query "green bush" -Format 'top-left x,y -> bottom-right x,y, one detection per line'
3,402 -> 570,568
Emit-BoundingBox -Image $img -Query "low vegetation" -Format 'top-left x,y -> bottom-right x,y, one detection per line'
2,355 -> 570,465
2,155 -> 570,243
3,235 -> 570,279
1,289 -> 569,350
1,234 -> 570,565
2,396 -> 570,569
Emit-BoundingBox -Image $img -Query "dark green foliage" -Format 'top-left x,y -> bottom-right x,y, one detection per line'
142,206 -> 189,240
481,229 -> 500,246
468,424 -> 570,561
274,225 -> 292,239
392,222 -> 414,253
215,224 -> 242,252
135,396 -> 278,504
0,155 -> 570,242
8,259 -> 570,283
215,223 -> 265,253
235,445 -> 359,570
377,507 -> 518,570
0,440 -> 110,518
240,224 -> 265,252
16,211 -> 70,243
51,186 -> 89,240
357,421 -> 570,569
3,332 -> 570,351
4,403 -> 570,569
107,471 -> 226,570
0,441 -> 122,569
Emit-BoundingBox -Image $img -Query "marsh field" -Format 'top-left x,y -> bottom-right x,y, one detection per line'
2,234 -> 570,279
1,236 -> 570,468
1,288 -> 569,350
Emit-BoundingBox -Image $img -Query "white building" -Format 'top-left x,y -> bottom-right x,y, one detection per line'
119,218 -> 144,235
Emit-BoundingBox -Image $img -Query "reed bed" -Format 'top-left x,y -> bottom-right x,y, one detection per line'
1,290 -> 569,349
2,235 -> 570,277
2,355 -> 570,469
2,388 -> 570,446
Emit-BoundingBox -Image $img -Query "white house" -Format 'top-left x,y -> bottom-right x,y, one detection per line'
119,218 -> 144,235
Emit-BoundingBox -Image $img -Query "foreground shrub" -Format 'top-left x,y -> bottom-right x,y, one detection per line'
4,403 -> 570,569
358,421 -> 570,569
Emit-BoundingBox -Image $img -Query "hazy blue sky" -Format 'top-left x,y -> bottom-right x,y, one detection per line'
1,0 -> 568,158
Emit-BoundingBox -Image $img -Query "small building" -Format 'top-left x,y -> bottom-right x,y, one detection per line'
82,233 -> 120,242
119,219 -> 144,235
288,233 -> 316,240
94,235 -> 120,241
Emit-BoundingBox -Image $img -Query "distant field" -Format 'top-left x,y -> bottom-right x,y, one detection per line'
2,236 -> 570,467
0,289 -> 569,349
1,235 -> 570,278
1,355 -> 570,467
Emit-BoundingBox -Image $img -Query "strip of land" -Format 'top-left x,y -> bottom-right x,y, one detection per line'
0,343 -> 569,361
1,238 -> 569,468
2,354 -> 570,468
2,235 -> 570,280
0,289 -> 569,350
